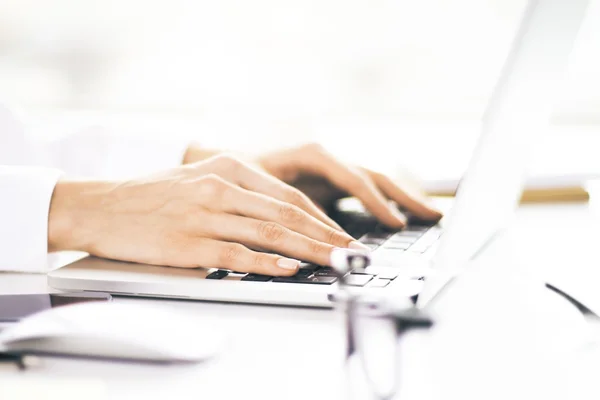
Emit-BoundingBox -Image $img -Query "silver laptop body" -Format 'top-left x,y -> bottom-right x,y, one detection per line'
48,0 -> 589,308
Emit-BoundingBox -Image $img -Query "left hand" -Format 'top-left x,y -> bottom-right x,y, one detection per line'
184,143 -> 442,230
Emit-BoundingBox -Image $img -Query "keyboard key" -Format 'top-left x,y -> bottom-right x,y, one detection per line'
272,276 -> 338,285
392,231 -> 423,240
206,270 -> 229,279
242,274 -> 273,282
388,233 -> 420,243
368,279 -> 390,288
366,231 -> 394,240
314,267 -> 337,277
372,271 -> 398,280
372,248 -> 407,258
407,216 -> 437,226
298,262 -> 320,272
346,224 -> 377,239
382,242 -> 412,250
294,269 -> 315,279
354,265 -> 399,280
344,274 -> 373,287
403,226 -> 430,233
369,249 -> 426,267
360,232 -> 392,245
376,222 -> 399,232
410,229 -> 443,253
375,272 -> 398,280
352,266 -> 398,280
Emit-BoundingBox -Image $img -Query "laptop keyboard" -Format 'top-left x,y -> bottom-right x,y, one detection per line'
204,210 -> 442,288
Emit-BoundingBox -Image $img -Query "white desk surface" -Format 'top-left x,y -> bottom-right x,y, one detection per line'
2,199 -> 600,400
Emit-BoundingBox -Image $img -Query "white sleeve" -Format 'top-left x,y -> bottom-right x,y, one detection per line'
0,166 -> 62,273
0,101 -> 192,273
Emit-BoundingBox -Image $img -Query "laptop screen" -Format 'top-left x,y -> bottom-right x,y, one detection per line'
417,0 -> 591,308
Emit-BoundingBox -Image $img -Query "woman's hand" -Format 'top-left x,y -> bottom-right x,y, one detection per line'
257,144 -> 442,228
185,143 -> 442,229
48,155 -> 367,276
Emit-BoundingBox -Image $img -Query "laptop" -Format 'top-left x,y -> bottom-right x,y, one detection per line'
47,0 -> 590,308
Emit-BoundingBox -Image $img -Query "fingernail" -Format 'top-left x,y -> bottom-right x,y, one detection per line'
277,258 -> 300,270
348,241 -> 371,252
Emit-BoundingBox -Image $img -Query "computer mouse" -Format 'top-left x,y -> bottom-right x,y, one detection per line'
0,301 -> 224,363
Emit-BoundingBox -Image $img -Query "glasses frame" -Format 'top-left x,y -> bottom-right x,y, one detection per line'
333,252 -> 434,400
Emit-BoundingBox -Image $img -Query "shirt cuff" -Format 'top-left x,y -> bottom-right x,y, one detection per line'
0,166 -> 63,273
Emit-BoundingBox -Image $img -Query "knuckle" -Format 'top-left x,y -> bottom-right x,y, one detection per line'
257,221 -> 286,244
350,171 -> 367,186
302,142 -> 326,154
308,239 -> 327,256
326,229 -> 346,246
372,170 -> 386,181
219,243 -> 244,265
278,204 -> 305,224
285,189 -> 307,207
212,154 -> 243,171
197,174 -> 227,199
350,176 -> 370,195
251,254 -> 268,270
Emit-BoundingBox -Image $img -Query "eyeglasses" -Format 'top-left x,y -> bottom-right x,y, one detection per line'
332,253 -> 434,400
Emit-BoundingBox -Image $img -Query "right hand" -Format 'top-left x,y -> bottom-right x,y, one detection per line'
48,155 -> 368,276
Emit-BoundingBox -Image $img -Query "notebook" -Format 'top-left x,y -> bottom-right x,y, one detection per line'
424,174 -> 592,203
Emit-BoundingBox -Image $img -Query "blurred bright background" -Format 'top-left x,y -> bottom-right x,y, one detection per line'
1,0 -> 599,181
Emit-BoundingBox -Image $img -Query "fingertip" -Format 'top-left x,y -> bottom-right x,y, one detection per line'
276,257 -> 300,274
389,206 -> 408,226
422,206 -> 443,221
431,209 -> 444,220
391,220 -> 407,230
277,269 -> 298,277
348,241 -> 371,252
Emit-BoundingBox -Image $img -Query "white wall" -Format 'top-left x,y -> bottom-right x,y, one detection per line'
1,0 -> 600,179
0,0 -> 598,120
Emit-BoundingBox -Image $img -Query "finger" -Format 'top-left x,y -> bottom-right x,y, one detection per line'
219,184 -> 367,250
230,161 -> 345,232
347,169 -> 407,228
368,171 -> 443,220
300,152 -> 407,228
182,238 -> 300,276
202,213 -> 339,266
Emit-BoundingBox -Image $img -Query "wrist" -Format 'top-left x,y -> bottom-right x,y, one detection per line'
48,179 -> 116,252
